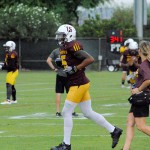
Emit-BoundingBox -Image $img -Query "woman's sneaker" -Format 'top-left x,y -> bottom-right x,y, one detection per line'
11,100 -> 17,104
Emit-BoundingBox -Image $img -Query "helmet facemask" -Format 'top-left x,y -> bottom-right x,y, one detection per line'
3,41 -> 16,52
3,46 -> 10,52
130,49 -> 137,55
55,32 -> 67,46
55,24 -> 76,46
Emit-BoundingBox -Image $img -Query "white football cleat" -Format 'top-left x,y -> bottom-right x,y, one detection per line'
11,100 -> 17,104
1,100 -> 11,105
126,86 -> 131,89
121,85 -> 125,88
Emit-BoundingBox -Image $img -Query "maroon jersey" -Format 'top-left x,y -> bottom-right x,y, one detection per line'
122,49 -> 141,72
136,60 -> 150,92
3,51 -> 19,72
60,40 -> 90,86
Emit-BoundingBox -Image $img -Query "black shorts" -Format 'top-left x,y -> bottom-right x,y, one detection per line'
55,74 -> 69,93
129,104 -> 149,117
122,67 -> 129,75
122,66 -> 128,72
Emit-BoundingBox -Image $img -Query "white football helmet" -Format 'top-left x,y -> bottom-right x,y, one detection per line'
3,41 -> 16,52
124,38 -> 134,47
55,24 -> 76,46
129,41 -> 138,50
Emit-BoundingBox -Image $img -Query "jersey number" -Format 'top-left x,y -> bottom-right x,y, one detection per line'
61,55 -> 67,66
66,26 -> 72,32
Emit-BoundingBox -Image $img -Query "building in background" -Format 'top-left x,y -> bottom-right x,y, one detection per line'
77,0 -> 134,26
78,4 -> 113,25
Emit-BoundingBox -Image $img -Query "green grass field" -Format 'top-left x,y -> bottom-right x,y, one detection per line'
0,71 -> 149,150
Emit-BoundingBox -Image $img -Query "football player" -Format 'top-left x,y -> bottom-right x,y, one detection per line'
50,24 -> 123,150
121,41 -> 141,89
0,41 -> 19,104
120,38 -> 134,88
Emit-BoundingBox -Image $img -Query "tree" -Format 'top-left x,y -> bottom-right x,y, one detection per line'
53,0 -> 110,25
0,3 -> 57,41
111,7 -> 136,37
0,0 -> 109,25
77,7 -> 136,37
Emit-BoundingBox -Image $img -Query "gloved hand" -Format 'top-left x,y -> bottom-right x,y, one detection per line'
55,58 -> 62,67
64,66 -> 78,75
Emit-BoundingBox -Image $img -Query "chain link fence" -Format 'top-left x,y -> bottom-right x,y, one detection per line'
0,38 -> 145,71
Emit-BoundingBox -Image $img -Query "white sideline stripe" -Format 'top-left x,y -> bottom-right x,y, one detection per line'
0,134 -> 148,138
18,88 -> 54,92
17,82 -> 51,86
0,82 -> 54,94
0,131 -> 5,134
1,112 -> 132,119
7,113 -> 115,120
0,88 -> 54,94
102,103 -> 129,107
0,82 -> 128,94
19,123 -> 127,126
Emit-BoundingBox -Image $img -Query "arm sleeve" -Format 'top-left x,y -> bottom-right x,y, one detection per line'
49,50 -> 55,60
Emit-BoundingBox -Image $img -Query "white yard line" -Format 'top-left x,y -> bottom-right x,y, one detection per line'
0,131 -> 5,134
0,113 -> 149,139
16,82 -> 51,86
5,112 -> 116,120
0,112 -> 131,119
102,103 -> 129,107
0,134 -> 148,138
0,88 -> 54,94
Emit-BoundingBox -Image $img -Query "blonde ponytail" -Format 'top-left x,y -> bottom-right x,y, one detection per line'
139,40 -> 150,62
146,53 -> 150,62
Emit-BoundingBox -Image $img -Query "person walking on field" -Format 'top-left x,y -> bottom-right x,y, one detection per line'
47,48 -> 78,117
50,24 -> 123,150
1,41 -> 19,105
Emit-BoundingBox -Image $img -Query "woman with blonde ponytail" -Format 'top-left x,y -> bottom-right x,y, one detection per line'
123,40 -> 150,150
139,40 -> 150,62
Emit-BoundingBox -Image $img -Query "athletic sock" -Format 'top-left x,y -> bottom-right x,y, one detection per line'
6,83 -> 12,100
121,80 -> 125,85
12,85 -> 16,101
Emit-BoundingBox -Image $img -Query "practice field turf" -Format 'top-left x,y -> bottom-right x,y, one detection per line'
0,70 -> 149,150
